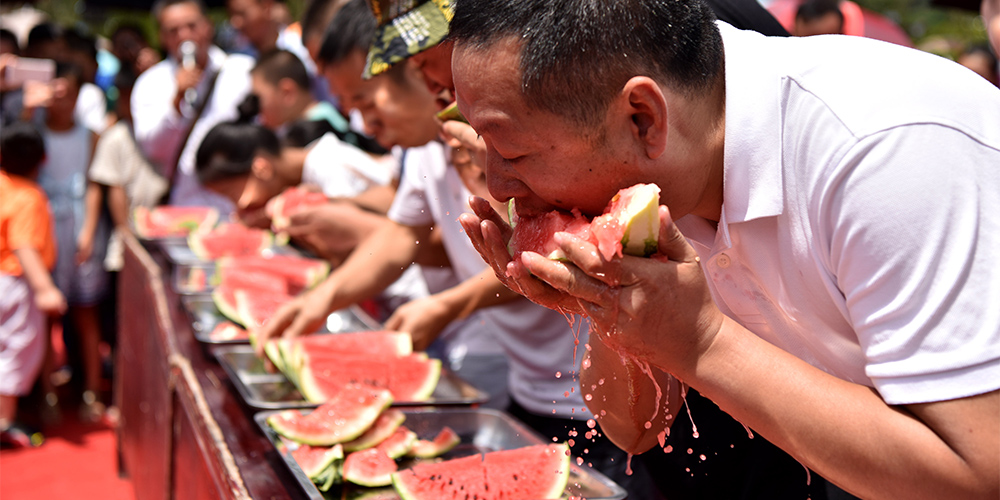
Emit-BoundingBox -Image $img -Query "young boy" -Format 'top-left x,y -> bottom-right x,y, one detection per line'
0,122 -> 67,447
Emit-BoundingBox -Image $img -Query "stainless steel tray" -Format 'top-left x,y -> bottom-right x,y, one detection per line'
253,407 -> 627,500
214,344 -> 488,409
159,238 -> 295,265
182,295 -> 381,344
173,263 -> 217,295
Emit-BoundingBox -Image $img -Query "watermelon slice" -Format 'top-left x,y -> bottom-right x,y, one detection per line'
509,183 -> 661,261
188,222 -> 274,261
290,442 -> 344,480
342,409 -> 406,452
285,331 -> 413,373
216,254 -> 330,290
376,426 -> 417,459
407,426 -> 460,458
266,186 -> 329,231
133,206 -> 218,238
211,270 -> 290,324
297,353 -> 440,403
392,443 -> 571,500
343,448 -> 398,487
267,385 -> 393,445
435,101 -> 469,124
208,321 -> 249,342
235,289 -> 293,330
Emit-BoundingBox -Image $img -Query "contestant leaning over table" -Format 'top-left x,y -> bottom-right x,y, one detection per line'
131,0 -> 254,211
256,2 -> 664,496
451,1 -> 1000,499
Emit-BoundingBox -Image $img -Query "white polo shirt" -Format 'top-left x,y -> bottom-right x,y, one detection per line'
301,132 -> 393,198
389,141 -> 589,418
676,23 -> 1000,405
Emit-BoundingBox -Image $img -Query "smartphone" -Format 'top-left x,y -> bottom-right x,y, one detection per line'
4,57 -> 56,87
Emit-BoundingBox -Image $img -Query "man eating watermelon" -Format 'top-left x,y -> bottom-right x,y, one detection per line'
451,1 -> 1000,500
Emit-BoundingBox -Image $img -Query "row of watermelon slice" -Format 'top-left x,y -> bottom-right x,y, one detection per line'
269,384 -> 572,499
258,330 -> 441,404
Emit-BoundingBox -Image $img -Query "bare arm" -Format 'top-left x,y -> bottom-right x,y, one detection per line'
253,220 -> 428,355
346,184 -> 397,215
13,248 -> 66,316
462,200 -> 1000,500
106,185 -> 130,229
75,181 -> 104,265
384,266 -> 521,350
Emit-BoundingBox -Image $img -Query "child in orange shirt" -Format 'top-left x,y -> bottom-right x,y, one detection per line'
0,122 -> 66,448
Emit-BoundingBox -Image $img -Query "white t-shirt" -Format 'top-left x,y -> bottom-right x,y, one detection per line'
677,23 -> 1000,406
389,141 -> 588,418
132,46 -> 254,212
75,82 -> 107,134
301,133 -> 393,197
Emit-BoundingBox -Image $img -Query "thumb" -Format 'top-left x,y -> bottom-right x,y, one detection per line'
656,205 -> 699,263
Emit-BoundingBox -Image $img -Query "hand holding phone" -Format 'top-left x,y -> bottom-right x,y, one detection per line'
2,56 -> 56,89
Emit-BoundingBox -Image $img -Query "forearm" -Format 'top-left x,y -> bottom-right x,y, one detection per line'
680,316 -> 998,500
107,186 -> 130,229
582,333 -> 681,454
349,185 -> 396,215
79,182 -> 104,240
320,221 -> 426,311
432,267 -> 522,322
13,248 -> 57,293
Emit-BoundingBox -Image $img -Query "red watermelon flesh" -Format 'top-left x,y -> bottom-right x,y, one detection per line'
267,385 -> 393,445
407,426 -> 460,458
208,321 -> 249,341
290,443 -> 344,479
134,206 -> 218,238
188,222 -> 273,261
392,443 -> 570,500
216,254 -> 330,290
298,353 -> 440,403
377,426 -> 417,459
342,409 -> 406,452
234,289 -> 294,330
509,182 -> 662,262
287,331 -> 413,372
267,186 -> 329,230
343,448 -> 398,487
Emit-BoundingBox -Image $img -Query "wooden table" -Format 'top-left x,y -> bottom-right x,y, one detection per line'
115,233 -> 309,500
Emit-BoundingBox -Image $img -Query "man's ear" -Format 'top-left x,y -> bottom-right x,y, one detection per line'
620,76 -> 668,159
278,77 -> 299,100
251,155 -> 274,181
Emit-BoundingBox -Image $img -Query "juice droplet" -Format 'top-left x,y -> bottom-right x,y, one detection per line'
699,454 -> 707,461
598,378 -> 605,385
687,448 -> 694,454
564,391 -> 570,397
555,371 -> 562,378
576,457 -> 584,466
568,439 -> 575,447
586,419 -> 597,429
644,421 -> 652,429
664,445 -> 673,453
625,454 -> 634,476
657,430 -> 666,448
585,394 -> 593,401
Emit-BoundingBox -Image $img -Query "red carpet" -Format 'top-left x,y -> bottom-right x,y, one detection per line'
0,415 -> 134,499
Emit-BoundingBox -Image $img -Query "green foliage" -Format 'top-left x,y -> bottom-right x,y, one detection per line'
853,0 -> 987,58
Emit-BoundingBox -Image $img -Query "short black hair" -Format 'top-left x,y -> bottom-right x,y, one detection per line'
0,29 -> 19,54
26,22 -> 62,53
283,119 -> 337,148
796,0 -> 844,24
55,61 -> 85,86
301,0 -> 350,44
316,0 -> 375,65
450,0 -> 724,127
0,122 -> 46,178
252,49 -> 311,90
195,122 -> 281,185
153,0 -> 209,21
63,27 -> 98,62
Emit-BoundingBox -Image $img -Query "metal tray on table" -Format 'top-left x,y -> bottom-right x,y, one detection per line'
253,407 -> 627,500
213,344 -> 488,410
159,238 -> 296,265
182,293 -> 381,345
173,263 -> 217,295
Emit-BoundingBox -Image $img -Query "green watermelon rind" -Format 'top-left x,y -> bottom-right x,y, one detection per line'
342,448 -> 397,487
342,409 -> 406,452
263,339 -> 287,374
132,206 -> 219,238
293,443 -> 344,479
377,427 -> 417,459
406,425 -> 460,459
212,287 -> 243,325
392,443 -> 571,500
399,357 -> 440,403
188,225 -> 274,262
616,183 -> 661,258
267,389 -> 394,446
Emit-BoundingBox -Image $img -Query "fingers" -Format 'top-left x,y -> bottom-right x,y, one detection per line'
253,302 -> 298,357
518,251 -> 610,307
468,196 -> 512,241
656,206 -> 699,263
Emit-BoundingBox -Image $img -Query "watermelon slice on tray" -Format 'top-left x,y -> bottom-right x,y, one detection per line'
266,186 -> 330,231
342,409 -> 406,452
297,352 -> 441,404
407,426 -> 460,458
267,385 -> 393,446
216,254 -> 330,290
392,443 -> 571,500
208,321 -> 250,342
343,448 -> 398,487
235,289 -> 294,330
133,205 -> 219,238
188,222 -> 274,261
509,183 -> 662,261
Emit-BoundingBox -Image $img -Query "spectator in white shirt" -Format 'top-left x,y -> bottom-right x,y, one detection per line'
131,0 -> 254,210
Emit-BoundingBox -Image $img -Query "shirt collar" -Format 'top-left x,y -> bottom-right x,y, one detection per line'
719,22 -> 785,240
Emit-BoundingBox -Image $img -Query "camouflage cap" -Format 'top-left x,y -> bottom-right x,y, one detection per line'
364,0 -> 453,79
